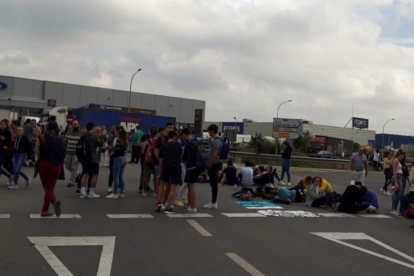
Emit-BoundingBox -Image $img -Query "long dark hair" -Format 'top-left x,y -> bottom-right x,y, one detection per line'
0,119 -> 10,132
117,129 -> 128,150
283,141 -> 292,149
47,121 -> 59,134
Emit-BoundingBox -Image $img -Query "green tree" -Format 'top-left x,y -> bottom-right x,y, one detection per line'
293,130 -> 313,153
248,133 -> 279,154
353,142 -> 360,152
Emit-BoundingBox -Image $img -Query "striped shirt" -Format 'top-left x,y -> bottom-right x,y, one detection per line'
64,128 -> 85,155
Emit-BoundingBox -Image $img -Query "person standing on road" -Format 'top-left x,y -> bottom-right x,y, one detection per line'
372,149 -> 379,171
256,138 -> 262,165
79,122 -> 104,199
129,125 -> 144,164
350,147 -> 368,184
280,141 -> 292,186
175,130 -> 189,207
380,152 -> 392,196
154,123 -> 174,201
156,130 -> 182,214
204,124 -> 222,210
142,126 -> 158,196
106,129 -> 128,199
0,120 -> 12,178
8,126 -> 31,189
35,121 -> 66,217
30,119 -> 40,166
23,119 -> 34,164
64,120 -> 84,189
390,149 -> 406,216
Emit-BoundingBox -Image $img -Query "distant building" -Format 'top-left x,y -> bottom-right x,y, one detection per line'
375,134 -> 414,149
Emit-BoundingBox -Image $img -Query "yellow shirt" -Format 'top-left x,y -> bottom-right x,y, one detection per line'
384,157 -> 391,169
319,179 -> 334,194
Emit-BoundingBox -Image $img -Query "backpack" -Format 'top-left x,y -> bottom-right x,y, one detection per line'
151,136 -> 166,163
145,138 -> 154,164
162,143 -> 181,171
214,137 -> 230,160
188,139 -> 210,170
76,134 -> 92,163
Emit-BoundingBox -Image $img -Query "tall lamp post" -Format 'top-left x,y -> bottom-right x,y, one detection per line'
128,68 -> 142,113
275,100 -> 292,155
382,118 -> 395,150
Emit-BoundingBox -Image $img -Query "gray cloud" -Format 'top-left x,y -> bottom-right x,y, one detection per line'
0,0 -> 414,135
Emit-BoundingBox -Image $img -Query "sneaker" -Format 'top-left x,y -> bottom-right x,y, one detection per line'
80,193 -> 86,199
108,187 -> 113,193
380,188 -> 384,192
8,185 -> 18,189
280,181 -> 286,186
175,199 -> 185,207
383,191 -> 392,196
5,182 -> 11,186
67,183 -> 75,187
164,208 -> 175,214
26,177 -> 31,187
161,204 -> 166,211
390,211 -> 399,216
87,193 -> 100,199
183,208 -> 198,214
203,202 -> 218,210
182,200 -> 189,206
287,182 -> 291,186
75,189 -> 82,195
142,192 -> 147,197
106,193 -> 118,199
334,202 -> 341,212
155,203 -> 162,212
319,204 -> 329,209
118,193 -> 125,198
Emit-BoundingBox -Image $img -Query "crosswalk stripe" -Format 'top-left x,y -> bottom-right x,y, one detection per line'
359,214 -> 393,219
222,213 -> 266,217
318,213 -> 355,217
30,214 -> 81,219
226,253 -> 265,276
0,214 -> 10,218
187,220 -> 212,236
107,214 -> 153,218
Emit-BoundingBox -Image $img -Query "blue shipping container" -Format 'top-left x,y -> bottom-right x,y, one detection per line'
72,108 -> 176,133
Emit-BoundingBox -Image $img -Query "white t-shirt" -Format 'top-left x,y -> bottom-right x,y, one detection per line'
240,167 -> 254,187
373,152 -> 379,162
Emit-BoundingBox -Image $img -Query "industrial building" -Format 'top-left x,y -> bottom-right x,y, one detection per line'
375,134 -> 414,150
0,75 -> 205,130
203,119 -> 376,146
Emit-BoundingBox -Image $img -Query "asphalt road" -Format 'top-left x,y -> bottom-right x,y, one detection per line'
0,162 -> 413,276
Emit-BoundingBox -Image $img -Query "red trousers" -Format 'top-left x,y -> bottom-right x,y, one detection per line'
39,159 -> 61,212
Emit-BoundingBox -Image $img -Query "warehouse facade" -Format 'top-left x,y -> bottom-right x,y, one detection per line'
0,75 -> 205,129
203,120 -> 376,146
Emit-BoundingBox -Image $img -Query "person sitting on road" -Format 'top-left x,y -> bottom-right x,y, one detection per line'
239,162 -> 254,187
219,160 -> 239,186
361,186 -> 379,213
305,176 -> 335,209
277,187 -> 296,202
319,179 -> 333,194
337,181 -> 369,213
289,175 -> 312,202
253,166 -> 274,187
399,192 -> 414,219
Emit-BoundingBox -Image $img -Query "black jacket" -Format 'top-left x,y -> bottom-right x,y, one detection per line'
0,129 -> 11,152
339,185 -> 362,213
282,147 -> 292,159
14,135 -> 31,159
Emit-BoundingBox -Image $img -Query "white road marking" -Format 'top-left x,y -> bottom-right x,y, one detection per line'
107,214 -> 153,219
0,214 -> 10,218
359,214 -> 393,218
222,213 -> 266,217
318,213 -> 355,217
245,207 -> 283,210
187,220 -> 212,236
311,232 -> 414,269
30,214 -> 81,219
28,236 -> 116,276
166,213 -> 213,218
226,253 -> 266,276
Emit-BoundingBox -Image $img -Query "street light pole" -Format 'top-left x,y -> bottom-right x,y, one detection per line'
128,68 -> 142,114
275,100 -> 292,155
382,118 -> 395,150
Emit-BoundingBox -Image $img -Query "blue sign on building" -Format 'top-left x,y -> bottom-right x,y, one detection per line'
352,117 -> 369,129
0,82 -> 8,91
222,122 -> 244,134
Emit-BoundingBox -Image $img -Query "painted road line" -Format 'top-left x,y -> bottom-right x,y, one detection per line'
187,220 -> 212,236
226,253 -> 266,276
107,214 -> 153,219
311,232 -> 414,270
28,236 -> 116,276
30,214 -> 81,219
0,214 -> 10,218
359,214 -> 393,219
222,213 -> 266,217
318,213 -> 355,217
166,213 -> 213,218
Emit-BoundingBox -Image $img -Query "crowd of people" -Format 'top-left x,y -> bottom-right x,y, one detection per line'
2,118 -> 413,227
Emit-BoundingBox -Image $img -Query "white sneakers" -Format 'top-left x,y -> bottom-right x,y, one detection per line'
383,191 -> 392,196
108,187 -> 112,193
280,181 -> 286,186
87,193 -> 100,199
203,202 -> 218,209
8,185 -> 18,189
288,182 -> 291,186
26,177 -> 31,187
390,210 -> 400,216
106,193 -> 118,199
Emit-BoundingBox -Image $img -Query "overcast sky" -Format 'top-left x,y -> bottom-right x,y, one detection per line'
1,0 -> 414,135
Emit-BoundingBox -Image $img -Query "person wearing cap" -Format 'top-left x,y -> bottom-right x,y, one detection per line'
337,181 -> 370,213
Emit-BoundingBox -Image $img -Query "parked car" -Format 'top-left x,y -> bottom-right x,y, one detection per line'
316,150 -> 334,158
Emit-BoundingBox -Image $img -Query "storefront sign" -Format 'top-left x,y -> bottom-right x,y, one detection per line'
194,109 -> 203,137
0,82 -> 9,91
48,99 -> 56,107
352,117 -> 369,129
89,104 -> 156,115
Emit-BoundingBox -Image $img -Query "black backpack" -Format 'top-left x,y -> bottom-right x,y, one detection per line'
76,134 -> 92,163
163,143 -> 181,171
